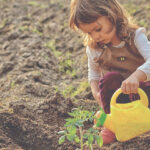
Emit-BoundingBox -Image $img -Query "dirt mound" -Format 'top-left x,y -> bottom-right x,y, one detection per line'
0,92 -> 74,150
0,0 -> 150,149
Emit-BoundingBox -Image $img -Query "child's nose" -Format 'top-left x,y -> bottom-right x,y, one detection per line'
91,33 -> 102,42
92,34 -> 100,42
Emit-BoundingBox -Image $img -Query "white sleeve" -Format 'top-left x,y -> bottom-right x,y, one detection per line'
134,27 -> 150,81
86,46 -> 101,82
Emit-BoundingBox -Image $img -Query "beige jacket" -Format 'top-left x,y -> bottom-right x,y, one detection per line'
94,33 -> 145,79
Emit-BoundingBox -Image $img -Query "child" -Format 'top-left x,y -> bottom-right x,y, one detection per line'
69,0 -> 150,145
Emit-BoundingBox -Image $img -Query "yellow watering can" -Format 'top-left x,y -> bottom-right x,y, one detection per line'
95,88 -> 150,142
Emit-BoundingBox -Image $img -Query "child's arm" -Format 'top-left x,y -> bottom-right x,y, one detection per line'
86,46 -> 103,106
121,69 -> 147,94
121,28 -> 150,94
90,80 -> 102,106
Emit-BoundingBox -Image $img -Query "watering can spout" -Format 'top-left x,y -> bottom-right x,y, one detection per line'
104,114 -> 115,133
94,111 -> 114,132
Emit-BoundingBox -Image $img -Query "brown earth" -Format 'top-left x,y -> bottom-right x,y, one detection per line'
0,0 -> 150,149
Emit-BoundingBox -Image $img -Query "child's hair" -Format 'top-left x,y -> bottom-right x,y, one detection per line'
69,0 -> 138,49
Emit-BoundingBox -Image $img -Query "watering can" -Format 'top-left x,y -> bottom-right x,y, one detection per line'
95,88 -> 150,142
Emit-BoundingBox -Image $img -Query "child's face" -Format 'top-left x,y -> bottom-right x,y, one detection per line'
79,16 -> 120,45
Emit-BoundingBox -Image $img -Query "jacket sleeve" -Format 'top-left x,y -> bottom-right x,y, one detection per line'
134,27 -> 150,81
86,46 -> 101,82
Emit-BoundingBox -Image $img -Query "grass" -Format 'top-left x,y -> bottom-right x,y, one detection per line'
31,27 -> 43,36
19,25 -> 43,36
124,3 -> 138,15
146,4 -> 150,10
44,40 -> 78,77
138,20 -> 148,28
71,81 -> 89,97
28,1 -> 48,8
61,81 -> 90,98
44,40 -> 62,57
0,19 -> 7,29
11,80 -> 15,89
19,25 -> 29,31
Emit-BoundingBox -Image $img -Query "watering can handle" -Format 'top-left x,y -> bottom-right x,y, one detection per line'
110,88 -> 149,107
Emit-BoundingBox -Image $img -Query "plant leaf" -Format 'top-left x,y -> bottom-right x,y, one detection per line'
67,126 -> 77,135
74,135 -> 80,143
95,135 -> 103,147
58,130 -> 66,135
88,134 -> 94,144
75,120 -> 84,127
83,133 -> 88,139
68,112 -> 76,117
59,135 -> 65,144
67,134 -> 75,142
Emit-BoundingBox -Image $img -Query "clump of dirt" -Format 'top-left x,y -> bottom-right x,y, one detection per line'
0,92 -> 75,150
0,0 -> 150,149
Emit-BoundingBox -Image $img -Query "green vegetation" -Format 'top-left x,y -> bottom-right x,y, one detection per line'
45,40 -> 77,78
59,59 -> 73,72
19,25 -> 43,36
58,107 -> 103,150
138,20 -> 148,28
62,85 -> 75,97
44,40 -> 62,57
11,80 -> 15,89
0,19 -> 7,29
71,81 -> 89,97
124,3 -> 138,15
19,25 -> 29,31
61,81 -> 89,98
32,27 -> 43,36
28,1 -> 39,6
146,4 -> 150,10
28,1 -> 48,8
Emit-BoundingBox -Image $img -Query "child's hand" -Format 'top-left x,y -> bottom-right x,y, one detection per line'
121,70 -> 147,94
121,76 -> 139,94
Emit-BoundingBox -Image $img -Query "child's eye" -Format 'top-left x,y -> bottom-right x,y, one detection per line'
96,28 -> 101,32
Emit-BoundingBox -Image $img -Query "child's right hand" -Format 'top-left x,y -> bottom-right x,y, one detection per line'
121,69 -> 147,94
121,75 -> 139,94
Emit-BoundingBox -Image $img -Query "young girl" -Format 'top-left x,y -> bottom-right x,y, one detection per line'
69,0 -> 150,145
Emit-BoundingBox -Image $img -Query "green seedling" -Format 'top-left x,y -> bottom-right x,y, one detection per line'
138,20 -> 148,28
71,81 -> 89,97
32,27 -> 43,36
58,107 -> 103,150
44,40 -> 62,57
28,1 -> 39,6
0,19 -> 7,29
19,25 -> 29,31
11,80 -> 15,89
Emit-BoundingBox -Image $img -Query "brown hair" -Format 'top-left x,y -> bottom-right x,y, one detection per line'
69,0 -> 138,49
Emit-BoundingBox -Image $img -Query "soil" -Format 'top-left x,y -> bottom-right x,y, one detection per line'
0,0 -> 150,149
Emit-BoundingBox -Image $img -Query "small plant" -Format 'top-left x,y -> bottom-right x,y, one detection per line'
44,40 -> 62,57
71,81 -> 89,97
0,19 -> 7,29
58,107 -> 103,150
11,80 -> 15,89
59,58 -> 73,73
19,25 -> 29,31
32,27 -> 43,36
62,85 -> 75,97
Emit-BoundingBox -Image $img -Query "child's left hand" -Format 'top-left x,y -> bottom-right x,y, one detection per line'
121,76 -> 139,94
